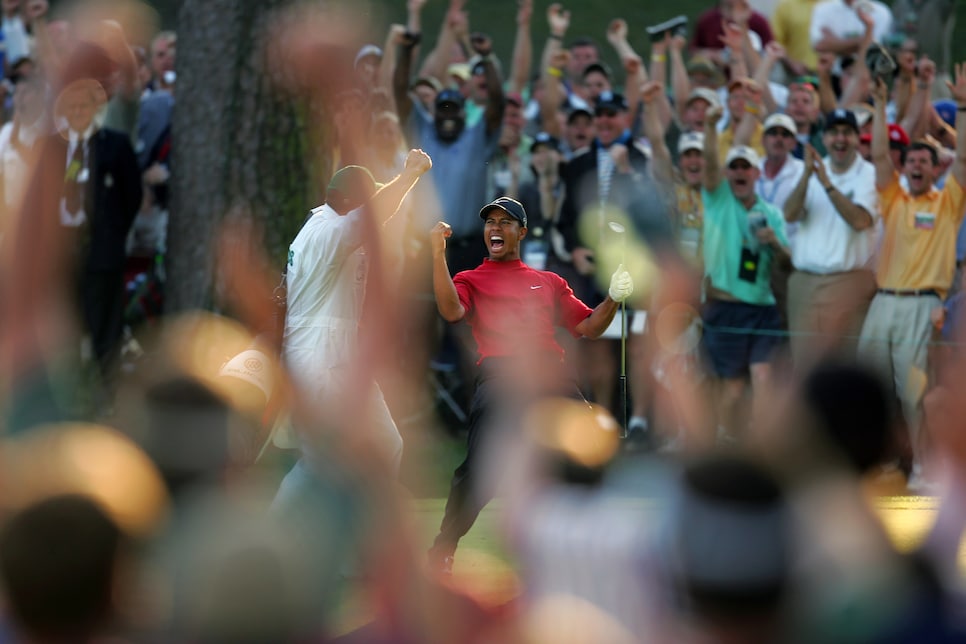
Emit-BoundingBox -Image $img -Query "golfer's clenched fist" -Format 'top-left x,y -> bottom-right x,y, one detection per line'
431,221 -> 453,256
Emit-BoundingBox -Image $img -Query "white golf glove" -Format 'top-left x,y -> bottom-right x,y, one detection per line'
608,264 -> 634,303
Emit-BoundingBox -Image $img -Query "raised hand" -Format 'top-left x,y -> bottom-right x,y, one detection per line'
430,221 -> 453,256
607,18 -> 628,46
918,56 -> 937,85
670,33 -> 686,52
872,77 -> 889,104
389,23 -> 408,45
547,3 -> 570,36
807,144 -> 830,185
405,148 -> 433,175
623,55 -> 642,76
764,41 -> 785,62
609,143 -> 630,173
549,49 -> 570,71
640,79 -> 664,104
517,0 -> 532,26
816,52 -> 835,76
945,61 -> 966,104
706,104 -> 724,127
731,0 -> 752,26
720,20 -> 745,52
407,0 -> 426,12
803,144 -> 818,177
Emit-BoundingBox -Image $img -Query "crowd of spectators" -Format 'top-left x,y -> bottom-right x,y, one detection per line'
2,0 -> 966,641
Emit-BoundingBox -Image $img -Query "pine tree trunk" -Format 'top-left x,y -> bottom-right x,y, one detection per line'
167,0 -> 324,313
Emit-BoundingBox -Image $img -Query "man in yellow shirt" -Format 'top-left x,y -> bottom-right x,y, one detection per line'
859,69 -> 966,486
771,0 -> 820,75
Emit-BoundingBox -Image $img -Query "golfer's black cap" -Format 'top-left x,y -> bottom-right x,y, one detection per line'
479,196 -> 527,227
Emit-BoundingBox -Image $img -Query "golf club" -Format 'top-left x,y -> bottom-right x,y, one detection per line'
608,221 -> 628,437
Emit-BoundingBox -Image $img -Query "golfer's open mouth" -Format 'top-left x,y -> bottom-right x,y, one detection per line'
489,235 -> 504,250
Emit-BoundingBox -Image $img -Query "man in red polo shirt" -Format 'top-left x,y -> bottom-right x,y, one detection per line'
426,196 -> 633,574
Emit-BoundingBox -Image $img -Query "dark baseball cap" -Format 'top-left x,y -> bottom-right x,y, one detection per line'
567,107 -> 593,123
824,108 -> 858,132
530,131 -> 560,153
594,91 -> 627,113
479,196 -> 527,227
582,61 -> 612,80
436,88 -> 465,109
327,165 -> 382,205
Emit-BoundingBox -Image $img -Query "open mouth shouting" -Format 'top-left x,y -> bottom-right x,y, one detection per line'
488,233 -> 505,252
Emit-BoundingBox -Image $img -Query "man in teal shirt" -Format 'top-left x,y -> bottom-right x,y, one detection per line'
701,104 -> 790,442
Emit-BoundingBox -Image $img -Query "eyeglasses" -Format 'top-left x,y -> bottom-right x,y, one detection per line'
765,128 -> 795,138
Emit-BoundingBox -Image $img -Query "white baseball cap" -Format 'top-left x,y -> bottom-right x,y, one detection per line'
686,87 -> 720,109
678,132 -> 705,154
219,349 -> 274,400
725,145 -> 761,167
762,113 -> 797,136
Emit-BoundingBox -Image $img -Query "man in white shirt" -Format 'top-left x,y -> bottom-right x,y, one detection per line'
783,109 -> 879,370
277,150 -> 432,494
810,0 -> 893,65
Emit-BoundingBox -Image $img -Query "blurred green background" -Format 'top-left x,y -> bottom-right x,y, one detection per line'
139,0 -> 965,76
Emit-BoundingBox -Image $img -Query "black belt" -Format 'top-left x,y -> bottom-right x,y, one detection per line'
957,259 -> 964,269
877,288 -> 940,298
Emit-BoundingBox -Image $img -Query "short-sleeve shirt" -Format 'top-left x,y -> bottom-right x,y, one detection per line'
702,182 -> 789,305
408,104 -> 500,238
791,154 -> 879,273
810,0 -> 893,51
876,172 -> 966,298
772,0 -> 822,70
453,259 -> 592,363
284,203 -> 367,379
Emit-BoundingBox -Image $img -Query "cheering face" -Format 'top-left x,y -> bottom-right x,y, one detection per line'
483,211 -> 526,261
62,87 -> 99,133
566,113 -> 595,151
594,108 -> 627,147
726,160 -> 760,202
786,88 -> 818,128
682,98 -> 711,131
582,71 -> 611,102
903,148 -> 937,196
822,124 -> 859,169
679,149 -> 704,187
763,127 -> 796,158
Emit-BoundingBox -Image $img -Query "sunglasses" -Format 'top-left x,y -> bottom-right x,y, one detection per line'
765,128 -> 795,138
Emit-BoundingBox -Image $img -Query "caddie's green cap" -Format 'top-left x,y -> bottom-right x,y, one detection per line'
326,165 -> 382,206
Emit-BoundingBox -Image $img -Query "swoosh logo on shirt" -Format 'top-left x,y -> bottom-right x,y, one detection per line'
530,285 -> 543,289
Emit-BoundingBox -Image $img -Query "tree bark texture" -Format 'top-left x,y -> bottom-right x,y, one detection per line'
168,0 -> 324,313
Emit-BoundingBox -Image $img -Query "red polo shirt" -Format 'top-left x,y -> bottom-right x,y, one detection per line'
453,259 -> 593,364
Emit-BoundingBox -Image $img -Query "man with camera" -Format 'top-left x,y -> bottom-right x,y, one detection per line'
782,109 -> 879,371
700,105 -> 788,442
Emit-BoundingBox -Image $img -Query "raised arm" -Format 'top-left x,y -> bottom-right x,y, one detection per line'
871,77 -> 895,190
648,33 -> 674,129
642,80 -> 674,185
508,0 -> 533,95
430,222 -> 466,321
784,144 -> 816,222
379,25 -> 407,98
839,10 -> 874,107
946,62 -> 966,189
752,41 -> 784,116
733,79 -> 764,147
418,0 -> 465,83
670,36 -> 693,123
476,37 -> 507,134
815,53 -> 839,114
702,104 -> 724,192
540,49 -> 568,139
370,149 -> 433,224
392,32 -> 420,124
902,58 -> 936,140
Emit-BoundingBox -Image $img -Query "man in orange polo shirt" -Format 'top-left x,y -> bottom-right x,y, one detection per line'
859,70 -> 966,486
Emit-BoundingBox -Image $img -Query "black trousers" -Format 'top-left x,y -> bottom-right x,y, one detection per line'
432,359 -> 586,554
79,269 -> 125,384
